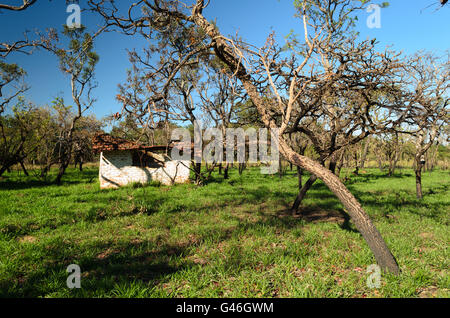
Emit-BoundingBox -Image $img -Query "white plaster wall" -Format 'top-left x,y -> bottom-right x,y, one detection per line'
99,151 -> 191,189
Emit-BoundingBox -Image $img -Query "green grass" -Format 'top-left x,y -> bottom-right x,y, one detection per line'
0,166 -> 448,298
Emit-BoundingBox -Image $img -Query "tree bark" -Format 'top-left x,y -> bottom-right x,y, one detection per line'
238,162 -> 245,175
415,157 -> 424,199
329,158 -> 337,175
415,169 -> 423,199
280,141 -> 399,274
353,153 -> 360,175
291,159 -> 334,214
223,163 -> 229,179
278,157 -> 283,179
19,161 -> 29,176
297,166 -> 303,189
55,161 -> 69,185
336,152 -> 345,177
360,140 -> 370,169
291,174 -> 318,214
194,162 -> 202,184
377,155 -> 384,172
40,163 -> 51,178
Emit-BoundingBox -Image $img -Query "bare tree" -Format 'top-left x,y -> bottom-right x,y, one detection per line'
0,1 -> 56,59
378,131 -> 405,176
87,0 -> 401,274
402,53 -> 449,199
43,25 -> 99,184
197,56 -> 242,179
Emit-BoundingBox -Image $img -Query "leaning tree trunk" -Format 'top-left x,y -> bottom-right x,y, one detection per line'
279,140 -> 399,274
193,162 -> 202,184
191,12 -> 399,274
291,159 -> 334,214
0,158 -> 15,176
55,140 -> 74,185
55,159 -> 70,185
291,174 -> 318,214
19,161 -> 29,176
0,166 -> 8,177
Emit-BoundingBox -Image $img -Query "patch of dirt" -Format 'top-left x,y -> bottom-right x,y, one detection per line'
130,238 -> 143,245
18,235 -> 37,243
96,248 -> 121,260
188,254 -> 208,265
417,286 -> 440,298
419,232 -> 434,239
289,207 -> 347,224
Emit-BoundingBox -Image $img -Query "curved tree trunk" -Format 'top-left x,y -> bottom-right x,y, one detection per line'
291,174 -> 317,214
280,140 -> 399,274
19,161 -> 29,176
191,11 -> 399,274
291,160 -> 335,214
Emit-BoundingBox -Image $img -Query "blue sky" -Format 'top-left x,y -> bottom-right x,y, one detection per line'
0,0 -> 448,126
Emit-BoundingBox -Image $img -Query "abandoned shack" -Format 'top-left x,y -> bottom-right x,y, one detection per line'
92,133 -> 191,189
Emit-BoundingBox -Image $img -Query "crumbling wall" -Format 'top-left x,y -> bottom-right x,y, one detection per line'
99,150 -> 190,189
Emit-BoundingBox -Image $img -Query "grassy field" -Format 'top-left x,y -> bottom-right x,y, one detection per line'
0,165 -> 448,298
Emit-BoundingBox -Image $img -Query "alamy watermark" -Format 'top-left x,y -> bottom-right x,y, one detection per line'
366,4 -> 382,29
64,2 -> 382,30
170,121 -> 280,174
66,1 -> 81,29
66,264 -> 81,289
366,264 -> 381,289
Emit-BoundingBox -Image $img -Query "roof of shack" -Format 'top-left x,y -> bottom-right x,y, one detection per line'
92,133 -> 172,153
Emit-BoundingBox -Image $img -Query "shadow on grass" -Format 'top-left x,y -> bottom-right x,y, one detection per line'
0,168 -> 98,191
2,208 -> 321,297
0,238 -> 193,298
